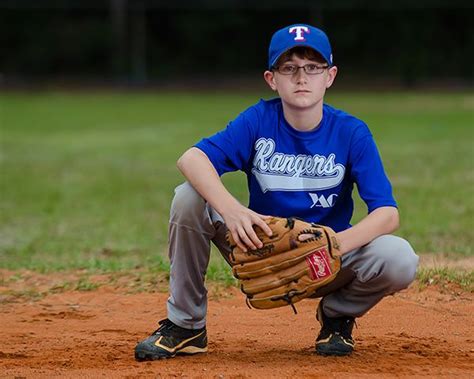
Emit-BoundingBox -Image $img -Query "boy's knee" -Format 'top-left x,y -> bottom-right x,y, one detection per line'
376,236 -> 419,291
170,182 -> 207,222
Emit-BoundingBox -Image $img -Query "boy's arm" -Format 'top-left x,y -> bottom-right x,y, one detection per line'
177,147 -> 272,252
336,206 -> 399,255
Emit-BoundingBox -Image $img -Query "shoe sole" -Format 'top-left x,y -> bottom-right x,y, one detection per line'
316,347 -> 352,357
135,346 -> 208,361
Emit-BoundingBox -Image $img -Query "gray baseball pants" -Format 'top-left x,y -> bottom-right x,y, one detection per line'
166,182 -> 419,330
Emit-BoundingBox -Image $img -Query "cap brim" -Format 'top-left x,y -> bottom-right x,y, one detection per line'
270,44 -> 330,68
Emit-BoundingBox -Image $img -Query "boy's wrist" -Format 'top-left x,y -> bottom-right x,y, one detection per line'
335,231 -> 349,255
213,196 -> 241,218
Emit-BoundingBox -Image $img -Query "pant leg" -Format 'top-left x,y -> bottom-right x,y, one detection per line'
322,235 -> 419,318
167,186 -> 418,325
166,182 -> 220,330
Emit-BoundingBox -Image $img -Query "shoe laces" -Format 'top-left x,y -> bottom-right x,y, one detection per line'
152,319 -> 176,337
320,311 -> 355,340
336,317 -> 355,340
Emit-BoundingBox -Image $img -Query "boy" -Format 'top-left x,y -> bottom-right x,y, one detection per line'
135,23 -> 419,359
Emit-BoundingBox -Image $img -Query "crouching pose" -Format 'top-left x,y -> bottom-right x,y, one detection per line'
135,23 -> 418,360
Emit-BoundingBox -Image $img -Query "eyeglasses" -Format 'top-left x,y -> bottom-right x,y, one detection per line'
273,63 -> 329,75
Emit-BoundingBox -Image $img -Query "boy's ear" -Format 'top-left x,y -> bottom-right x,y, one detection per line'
264,70 -> 277,91
326,66 -> 338,88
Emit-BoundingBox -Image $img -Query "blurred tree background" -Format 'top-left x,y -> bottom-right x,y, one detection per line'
0,0 -> 472,88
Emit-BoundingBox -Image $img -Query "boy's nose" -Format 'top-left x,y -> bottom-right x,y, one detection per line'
294,69 -> 308,83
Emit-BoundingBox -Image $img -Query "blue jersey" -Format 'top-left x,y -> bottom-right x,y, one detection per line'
195,98 -> 396,232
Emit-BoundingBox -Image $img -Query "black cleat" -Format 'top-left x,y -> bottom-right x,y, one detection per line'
135,319 -> 207,361
315,301 -> 355,356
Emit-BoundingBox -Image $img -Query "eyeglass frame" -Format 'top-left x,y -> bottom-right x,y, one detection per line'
272,63 -> 330,75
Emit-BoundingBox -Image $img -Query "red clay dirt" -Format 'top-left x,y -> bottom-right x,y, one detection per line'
1,274 -> 473,378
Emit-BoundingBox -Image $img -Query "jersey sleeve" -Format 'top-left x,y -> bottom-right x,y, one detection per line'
194,108 -> 257,176
349,124 -> 397,212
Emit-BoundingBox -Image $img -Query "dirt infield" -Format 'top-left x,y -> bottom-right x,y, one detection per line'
1,274 -> 473,378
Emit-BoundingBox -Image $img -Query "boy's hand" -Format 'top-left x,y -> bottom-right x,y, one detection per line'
220,204 -> 273,253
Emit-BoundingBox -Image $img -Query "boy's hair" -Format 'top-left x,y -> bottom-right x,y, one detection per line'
273,46 -> 326,68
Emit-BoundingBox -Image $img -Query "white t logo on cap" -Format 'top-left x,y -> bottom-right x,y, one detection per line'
289,26 -> 310,41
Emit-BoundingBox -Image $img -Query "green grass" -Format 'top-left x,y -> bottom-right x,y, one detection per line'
1,90 -> 473,278
417,267 -> 473,292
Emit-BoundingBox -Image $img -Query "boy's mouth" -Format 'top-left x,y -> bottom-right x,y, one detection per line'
294,89 -> 311,94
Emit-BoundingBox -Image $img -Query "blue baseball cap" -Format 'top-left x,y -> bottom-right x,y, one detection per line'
268,24 -> 333,69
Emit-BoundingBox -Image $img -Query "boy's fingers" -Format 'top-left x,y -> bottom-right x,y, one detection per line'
238,227 -> 257,251
245,225 -> 263,249
254,217 -> 273,237
232,232 -> 247,253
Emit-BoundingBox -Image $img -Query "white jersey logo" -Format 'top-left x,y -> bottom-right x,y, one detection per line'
252,138 -> 345,193
309,193 -> 338,208
289,26 -> 310,41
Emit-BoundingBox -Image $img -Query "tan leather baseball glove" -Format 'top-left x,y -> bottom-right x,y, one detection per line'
226,216 -> 341,313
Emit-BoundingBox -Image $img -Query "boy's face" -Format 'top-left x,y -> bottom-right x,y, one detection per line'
263,53 -> 337,111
